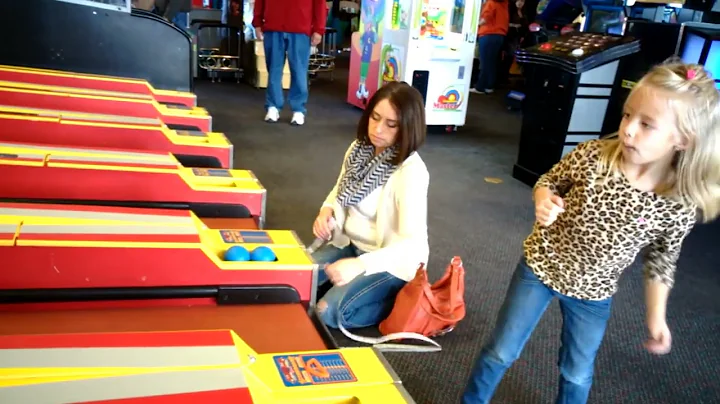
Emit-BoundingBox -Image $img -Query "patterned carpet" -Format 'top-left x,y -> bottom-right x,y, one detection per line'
193,57 -> 720,404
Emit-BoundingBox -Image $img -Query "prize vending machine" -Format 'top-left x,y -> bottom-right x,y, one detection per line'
347,0 -> 482,129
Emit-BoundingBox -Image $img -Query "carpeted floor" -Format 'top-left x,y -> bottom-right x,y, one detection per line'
194,57 -> 720,404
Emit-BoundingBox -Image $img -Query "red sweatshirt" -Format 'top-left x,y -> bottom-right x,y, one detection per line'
253,0 -> 328,37
478,0 -> 509,36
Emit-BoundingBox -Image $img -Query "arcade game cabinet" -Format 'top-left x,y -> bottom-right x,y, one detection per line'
601,19 -> 682,134
512,31 -> 640,186
0,0 -> 193,92
506,1 -> 622,110
347,0 -> 483,131
535,0 -> 584,35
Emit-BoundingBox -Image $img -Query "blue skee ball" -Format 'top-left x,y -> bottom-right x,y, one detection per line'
224,245 -> 250,261
251,246 -> 276,262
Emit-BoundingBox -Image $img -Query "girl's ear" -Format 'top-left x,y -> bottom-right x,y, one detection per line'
673,131 -> 690,151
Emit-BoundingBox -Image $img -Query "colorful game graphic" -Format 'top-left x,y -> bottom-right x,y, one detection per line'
348,0 -> 386,107
391,0 -> 412,30
433,86 -> 463,111
191,168 -> 232,177
380,45 -> 403,87
420,0 -> 448,40
274,353 -> 358,387
219,230 -> 274,244
450,0 -> 466,33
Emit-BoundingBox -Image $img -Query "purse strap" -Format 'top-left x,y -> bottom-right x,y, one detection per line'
338,321 -> 442,353
335,259 -> 464,353
309,237 -> 444,352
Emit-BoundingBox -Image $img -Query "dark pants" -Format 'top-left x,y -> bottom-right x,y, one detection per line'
462,258 -> 612,404
474,34 -> 505,92
497,27 -> 525,86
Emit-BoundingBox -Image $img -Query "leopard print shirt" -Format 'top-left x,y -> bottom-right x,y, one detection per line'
523,139 -> 697,301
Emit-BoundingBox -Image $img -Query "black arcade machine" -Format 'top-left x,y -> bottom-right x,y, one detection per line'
511,32 -> 640,186
0,0 -> 194,92
601,19 -> 682,134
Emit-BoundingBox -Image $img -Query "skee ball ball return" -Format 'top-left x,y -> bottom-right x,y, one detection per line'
0,211 -> 316,304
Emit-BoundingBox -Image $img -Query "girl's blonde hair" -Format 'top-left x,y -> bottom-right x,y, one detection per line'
597,60 -> 720,223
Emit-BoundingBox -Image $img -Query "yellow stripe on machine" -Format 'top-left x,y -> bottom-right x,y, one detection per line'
0,142 -> 261,195
0,65 -> 196,99
7,213 -> 313,271
0,207 -> 194,227
0,105 -> 231,148
0,331 -> 416,403
0,82 -> 208,119
0,141 -> 177,166
0,104 -> 163,126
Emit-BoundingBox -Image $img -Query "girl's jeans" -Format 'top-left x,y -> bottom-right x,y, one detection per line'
462,258 -> 612,404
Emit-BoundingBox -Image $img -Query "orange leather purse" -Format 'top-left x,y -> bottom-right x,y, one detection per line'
338,257 -> 466,352
380,256 -> 466,338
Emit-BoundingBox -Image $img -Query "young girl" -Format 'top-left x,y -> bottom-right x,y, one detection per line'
311,81 -> 429,330
462,61 -> 720,404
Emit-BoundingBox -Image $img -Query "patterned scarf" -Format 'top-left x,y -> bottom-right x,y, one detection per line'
336,140 -> 398,207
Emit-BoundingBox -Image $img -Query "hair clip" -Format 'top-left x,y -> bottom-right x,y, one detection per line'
687,69 -> 697,80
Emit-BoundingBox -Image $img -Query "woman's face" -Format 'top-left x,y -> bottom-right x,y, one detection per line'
368,99 -> 400,150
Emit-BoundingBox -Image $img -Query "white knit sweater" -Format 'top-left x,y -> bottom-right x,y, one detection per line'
321,142 -> 430,282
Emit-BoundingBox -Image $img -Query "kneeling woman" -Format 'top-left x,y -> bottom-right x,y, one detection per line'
311,81 -> 430,330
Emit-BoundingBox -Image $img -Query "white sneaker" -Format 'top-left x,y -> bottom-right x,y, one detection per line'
264,107 -> 279,123
290,112 -> 305,126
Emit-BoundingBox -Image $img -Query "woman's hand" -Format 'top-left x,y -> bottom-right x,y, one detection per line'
324,258 -> 366,286
313,207 -> 335,240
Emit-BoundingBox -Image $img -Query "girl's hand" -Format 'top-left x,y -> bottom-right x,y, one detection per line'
312,207 -> 335,240
324,258 -> 365,286
535,194 -> 565,226
645,318 -> 672,355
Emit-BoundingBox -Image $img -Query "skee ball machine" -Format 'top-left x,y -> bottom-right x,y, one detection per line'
347,0 -> 482,131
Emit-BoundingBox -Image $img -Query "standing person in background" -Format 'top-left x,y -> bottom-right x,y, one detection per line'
152,0 -> 191,23
470,0 -> 509,95
496,0 -> 528,87
253,0 -> 327,126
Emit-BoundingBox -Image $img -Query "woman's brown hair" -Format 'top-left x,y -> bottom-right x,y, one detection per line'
356,81 -> 427,165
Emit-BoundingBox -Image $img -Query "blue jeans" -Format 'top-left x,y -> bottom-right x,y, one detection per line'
475,34 -> 505,92
263,31 -> 311,114
312,244 -> 407,329
462,258 -> 612,404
